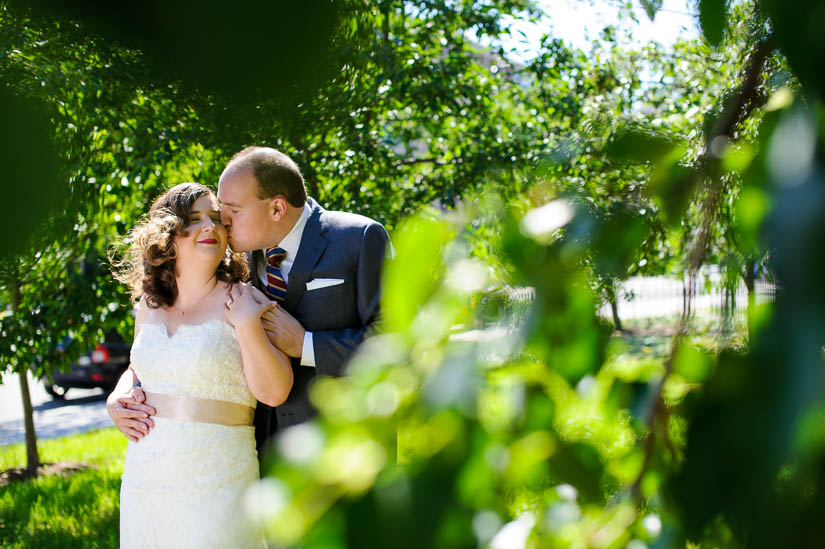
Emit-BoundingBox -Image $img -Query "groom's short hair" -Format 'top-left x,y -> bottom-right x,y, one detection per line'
227,146 -> 307,207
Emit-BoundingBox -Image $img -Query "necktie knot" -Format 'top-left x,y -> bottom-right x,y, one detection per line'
266,246 -> 287,268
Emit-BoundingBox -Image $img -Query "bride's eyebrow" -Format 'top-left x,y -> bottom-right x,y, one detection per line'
189,208 -> 221,217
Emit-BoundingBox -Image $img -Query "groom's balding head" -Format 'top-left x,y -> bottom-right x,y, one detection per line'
224,147 -> 307,207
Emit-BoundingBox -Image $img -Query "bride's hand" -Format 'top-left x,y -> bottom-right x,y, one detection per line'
223,283 -> 274,329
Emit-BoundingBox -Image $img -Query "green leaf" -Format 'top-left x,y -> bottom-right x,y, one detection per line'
648,162 -> 700,227
640,0 -> 663,21
699,0 -> 727,47
735,185 -> 772,252
382,211 -> 454,333
606,128 -> 681,165
672,344 -> 714,383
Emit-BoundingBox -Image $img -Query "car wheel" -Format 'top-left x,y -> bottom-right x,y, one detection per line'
45,384 -> 68,400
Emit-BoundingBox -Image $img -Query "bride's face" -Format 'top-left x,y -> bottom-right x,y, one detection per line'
174,194 -> 228,273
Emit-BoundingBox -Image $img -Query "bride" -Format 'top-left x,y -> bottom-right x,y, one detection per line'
111,182 -> 292,548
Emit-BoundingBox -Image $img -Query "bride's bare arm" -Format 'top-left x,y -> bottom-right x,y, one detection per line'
224,284 -> 294,406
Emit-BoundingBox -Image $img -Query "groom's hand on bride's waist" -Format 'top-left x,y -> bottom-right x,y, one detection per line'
106,386 -> 156,442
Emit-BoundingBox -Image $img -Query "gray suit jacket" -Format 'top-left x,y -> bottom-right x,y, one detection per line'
250,198 -> 390,450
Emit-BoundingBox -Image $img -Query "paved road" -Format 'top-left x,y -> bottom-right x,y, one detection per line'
0,371 -> 112,447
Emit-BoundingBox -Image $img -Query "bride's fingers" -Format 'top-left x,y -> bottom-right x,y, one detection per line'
226,286 -> 238,308
250,285 -> 269,304
231,284 -> 254,304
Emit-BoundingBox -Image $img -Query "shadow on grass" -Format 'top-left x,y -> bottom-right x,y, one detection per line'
0,462 -> 92,487
0,466 -> 121,548
34,393 -> 107,412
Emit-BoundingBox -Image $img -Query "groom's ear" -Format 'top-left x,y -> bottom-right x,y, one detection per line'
269,196 -> 289,221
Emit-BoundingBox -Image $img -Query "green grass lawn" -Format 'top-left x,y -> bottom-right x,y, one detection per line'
0,428 -> 127,548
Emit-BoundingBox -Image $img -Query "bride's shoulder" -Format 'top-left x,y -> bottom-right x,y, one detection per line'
133,295 -> 153,336
135,295 -> 149,321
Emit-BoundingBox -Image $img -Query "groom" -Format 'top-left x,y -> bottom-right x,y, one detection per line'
107,146 -> 391,453
218,146 -> 391,450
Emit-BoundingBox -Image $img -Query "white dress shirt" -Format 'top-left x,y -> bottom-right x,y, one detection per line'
257,203 -> 316,367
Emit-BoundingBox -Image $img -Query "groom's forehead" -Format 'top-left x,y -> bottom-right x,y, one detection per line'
217,185 -> 247,206
217,197 -> 241,207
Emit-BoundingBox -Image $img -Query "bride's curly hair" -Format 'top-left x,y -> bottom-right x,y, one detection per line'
111,182 -> 248,309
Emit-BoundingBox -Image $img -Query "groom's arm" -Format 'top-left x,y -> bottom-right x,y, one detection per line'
106,297 -> 156,441
263,222 -> 390,376
106,369 -> 156,441
310,221 -> 391,376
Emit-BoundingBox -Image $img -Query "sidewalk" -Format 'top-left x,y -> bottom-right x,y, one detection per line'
0,372 -> 112,447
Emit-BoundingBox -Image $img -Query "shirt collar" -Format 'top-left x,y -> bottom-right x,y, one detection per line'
272,202 -> 311,258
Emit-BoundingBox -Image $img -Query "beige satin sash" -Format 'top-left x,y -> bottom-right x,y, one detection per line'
144,392 -> 255,427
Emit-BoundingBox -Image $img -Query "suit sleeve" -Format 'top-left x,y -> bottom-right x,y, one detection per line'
311,221 -> 390,377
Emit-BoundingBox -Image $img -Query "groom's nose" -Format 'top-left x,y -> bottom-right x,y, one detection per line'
220,208 -> 232,226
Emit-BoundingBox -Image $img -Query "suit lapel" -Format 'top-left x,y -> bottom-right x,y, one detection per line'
284,200 -> 328,313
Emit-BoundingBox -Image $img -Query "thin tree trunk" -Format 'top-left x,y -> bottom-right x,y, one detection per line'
610,297 -> 623,332
744,259 -> 757,311
381,0 -> 391,51
11,268 -> 40,471
743,259 -> 757,337
19,370 -> 40,472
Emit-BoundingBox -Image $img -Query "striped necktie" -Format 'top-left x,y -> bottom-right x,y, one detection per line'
264,246 -> 287,303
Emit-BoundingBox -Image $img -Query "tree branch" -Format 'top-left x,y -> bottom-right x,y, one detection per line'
631,31 -> 774,501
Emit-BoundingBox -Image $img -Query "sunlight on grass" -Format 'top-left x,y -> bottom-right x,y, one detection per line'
0,427 -> 127,548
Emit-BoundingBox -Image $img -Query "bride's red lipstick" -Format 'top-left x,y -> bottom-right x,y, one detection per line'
198,238 -> 218,244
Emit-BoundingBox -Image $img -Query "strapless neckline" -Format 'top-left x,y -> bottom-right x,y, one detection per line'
140,318 -> 234,339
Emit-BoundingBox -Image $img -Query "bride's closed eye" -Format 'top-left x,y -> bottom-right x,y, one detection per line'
189,212 -> 223,226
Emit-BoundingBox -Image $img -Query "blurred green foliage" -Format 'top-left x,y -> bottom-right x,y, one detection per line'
0,88 -> 65,258
255,1 -> 825,547
2,0 -> 825,546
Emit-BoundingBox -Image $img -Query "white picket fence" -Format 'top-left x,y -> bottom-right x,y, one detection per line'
504,274 -> 777,327
600,275 -> 777,323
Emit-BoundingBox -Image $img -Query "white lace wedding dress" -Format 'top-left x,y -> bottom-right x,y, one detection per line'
120,320 -> 264,548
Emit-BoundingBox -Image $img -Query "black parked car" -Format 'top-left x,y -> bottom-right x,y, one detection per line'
46,333 -> 131,399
